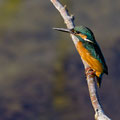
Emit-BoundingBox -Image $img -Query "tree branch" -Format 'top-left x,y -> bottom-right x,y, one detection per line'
50,0 -> 111,120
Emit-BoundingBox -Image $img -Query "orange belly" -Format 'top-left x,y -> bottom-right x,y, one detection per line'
76,41 -> 103,77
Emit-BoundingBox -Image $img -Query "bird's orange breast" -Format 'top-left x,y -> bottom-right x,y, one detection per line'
76,41 -> 103,77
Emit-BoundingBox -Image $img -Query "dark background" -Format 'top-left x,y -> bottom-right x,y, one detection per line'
0,0 -> 120,120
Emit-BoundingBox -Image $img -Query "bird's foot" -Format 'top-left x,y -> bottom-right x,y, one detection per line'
85,67 -> 95,77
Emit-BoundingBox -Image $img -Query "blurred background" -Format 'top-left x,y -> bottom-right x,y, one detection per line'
0,0 -> 119,120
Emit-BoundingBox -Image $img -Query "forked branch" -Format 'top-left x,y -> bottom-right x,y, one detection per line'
50,0 -> 111,120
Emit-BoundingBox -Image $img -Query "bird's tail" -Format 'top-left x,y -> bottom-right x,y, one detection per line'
96,76 -> 102,88
96,72 -> 103,88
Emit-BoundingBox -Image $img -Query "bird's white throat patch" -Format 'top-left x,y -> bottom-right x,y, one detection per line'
71,34 -> 79,45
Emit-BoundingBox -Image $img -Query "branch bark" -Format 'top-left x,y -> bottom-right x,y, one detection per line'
50,0 -> 111,120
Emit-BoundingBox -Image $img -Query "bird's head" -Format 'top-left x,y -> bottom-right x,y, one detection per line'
53,26 -> 96,44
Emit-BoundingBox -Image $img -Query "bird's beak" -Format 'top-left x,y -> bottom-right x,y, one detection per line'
53,27 -> 74,34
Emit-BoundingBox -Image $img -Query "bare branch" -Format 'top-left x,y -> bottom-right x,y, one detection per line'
50,0 -> 111,120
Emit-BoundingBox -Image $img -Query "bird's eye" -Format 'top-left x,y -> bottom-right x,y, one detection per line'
75,31 -> 80,34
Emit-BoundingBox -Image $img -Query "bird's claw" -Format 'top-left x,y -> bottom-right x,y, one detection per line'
85,67 -> 95,77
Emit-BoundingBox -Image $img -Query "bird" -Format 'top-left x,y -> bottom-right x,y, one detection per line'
53,26 -> 108,87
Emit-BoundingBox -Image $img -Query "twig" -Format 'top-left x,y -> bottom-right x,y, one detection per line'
50,0 -> 111,119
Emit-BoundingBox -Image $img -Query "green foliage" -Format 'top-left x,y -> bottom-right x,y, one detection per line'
0,0 -> 21,29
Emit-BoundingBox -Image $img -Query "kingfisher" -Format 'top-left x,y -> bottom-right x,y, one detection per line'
53,26 -> 108,87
